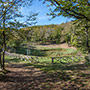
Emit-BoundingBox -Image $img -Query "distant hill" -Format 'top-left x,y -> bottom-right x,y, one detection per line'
7,21 -> 73,50
22,22 -> 72,32
20,21 -> 73,44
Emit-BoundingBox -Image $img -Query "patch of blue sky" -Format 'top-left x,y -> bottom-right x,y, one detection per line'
19,0 -> 74,26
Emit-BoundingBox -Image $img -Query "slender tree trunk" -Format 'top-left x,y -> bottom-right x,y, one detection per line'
0,52 -> 2,69
1,3 -> 6,70
2,31 -> 5,70
2,8 -> 6,70
88,50 -> 90,63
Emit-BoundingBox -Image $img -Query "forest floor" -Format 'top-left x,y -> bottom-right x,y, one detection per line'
0,43 -> 90,90
0,60 -> 90,90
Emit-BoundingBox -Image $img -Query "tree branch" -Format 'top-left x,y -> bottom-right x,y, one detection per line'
51,0 -> 90,21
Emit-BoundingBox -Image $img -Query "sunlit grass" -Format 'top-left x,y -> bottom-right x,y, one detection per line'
29,47 -> 78,57
5,46 -> 86,73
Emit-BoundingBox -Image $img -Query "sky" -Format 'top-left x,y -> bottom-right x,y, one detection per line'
20,0 -> 74,26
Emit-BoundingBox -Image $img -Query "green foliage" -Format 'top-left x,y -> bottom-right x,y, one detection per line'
65,20 -> 90,53
45,0 -> 90,21
5,54 -> 84,73
0,0 -> 38,69
0,0 -> 38,45
44,0 -> 90,55
6,24 -> 63,50
30,25 -> 63,44
11,44 -> 78,57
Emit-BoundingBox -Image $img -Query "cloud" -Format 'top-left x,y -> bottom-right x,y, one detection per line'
38,16 -> 50,20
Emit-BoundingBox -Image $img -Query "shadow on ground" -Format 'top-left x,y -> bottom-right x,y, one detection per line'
0,62 -> 90,90
30,61 -> 89,72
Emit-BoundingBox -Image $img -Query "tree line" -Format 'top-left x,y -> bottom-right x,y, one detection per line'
7,25 -> 64,48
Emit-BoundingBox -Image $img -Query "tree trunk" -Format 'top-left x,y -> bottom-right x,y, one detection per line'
2,31 -> 5,70
1,3 -> 6,70
88,50 -> 90,63
0,52 -> 2,69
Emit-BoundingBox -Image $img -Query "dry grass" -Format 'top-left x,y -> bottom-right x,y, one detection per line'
36,43 -> 76,50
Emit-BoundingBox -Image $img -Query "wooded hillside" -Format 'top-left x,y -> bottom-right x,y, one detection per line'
7,22 -> 72,49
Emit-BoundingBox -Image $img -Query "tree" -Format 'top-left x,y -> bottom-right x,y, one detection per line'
45,0 -> 90,21
0,32 -> 3,69
70,20 -> 90,61
0,0 -> 38,70
44,0 -> 90,62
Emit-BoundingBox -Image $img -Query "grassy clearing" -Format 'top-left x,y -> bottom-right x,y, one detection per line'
15,44 -> 78,57
4,46 -> 90,90
5,55 -> 29,64
27,47 -> 78,57
5,45 -> 86,72
5,55 -> 86,73
5,44 -> 90,73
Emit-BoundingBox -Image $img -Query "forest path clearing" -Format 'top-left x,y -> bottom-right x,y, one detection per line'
0,64 -> 49,90
0,61 -> 90,90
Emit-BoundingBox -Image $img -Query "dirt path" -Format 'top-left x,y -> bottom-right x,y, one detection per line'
0,64 -> 48,90
37,43 -> 76,49
0,63 -> 90,90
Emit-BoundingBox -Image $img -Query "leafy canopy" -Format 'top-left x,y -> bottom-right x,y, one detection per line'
45,0 -> 90,21
0,0 -> 38,30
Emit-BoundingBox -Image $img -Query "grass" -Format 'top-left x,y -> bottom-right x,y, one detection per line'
27,48 -> 78,57
0,72 -> 5,76
5,45 -> 88,73
15,45 -> 78,57
0,68 -> 10,79
4,45 -> 90,90
5,54 -> 86,73
5,56 -> 29,64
